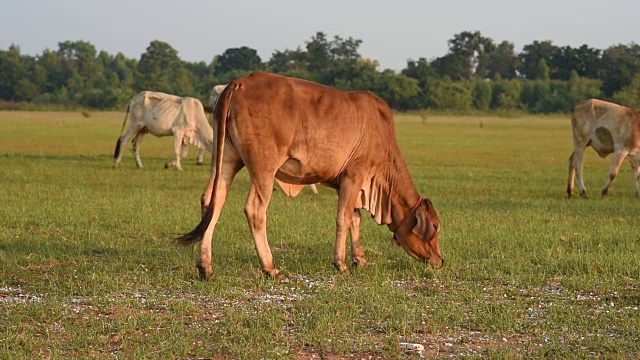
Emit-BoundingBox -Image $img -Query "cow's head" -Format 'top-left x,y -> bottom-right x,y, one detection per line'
393,198 -> 443,268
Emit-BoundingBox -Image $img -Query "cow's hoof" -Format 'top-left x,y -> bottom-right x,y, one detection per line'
196,264 -> 213,280
196,161 -> 204,166
332,261 -> 348,273
263,268 -> 281,279
601,189 -> 608,198
580,190 -> 587,198
352,257 -> 367,268
164,163 -> 170,169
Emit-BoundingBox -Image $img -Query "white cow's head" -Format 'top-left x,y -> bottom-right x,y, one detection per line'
209,84 -> 228,109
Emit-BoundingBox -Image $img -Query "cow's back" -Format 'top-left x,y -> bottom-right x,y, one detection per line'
572,99 -> 640,155
226,72 -> 397,181
129,91 -> 183,136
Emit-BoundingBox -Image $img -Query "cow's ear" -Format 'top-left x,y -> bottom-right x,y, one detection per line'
411,201 -> 428,240
412,200 -> 437,241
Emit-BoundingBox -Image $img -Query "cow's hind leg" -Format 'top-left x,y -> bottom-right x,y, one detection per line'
349,209 -> 366,268
631,161 -> 640,199
244,172 -> 278,277
197,149 -> 244,279
567,152 -> 576,197
132,131 -> 146,168
114,127 -> 140,168
569,148 -> 588,197
602,149 -> 628,198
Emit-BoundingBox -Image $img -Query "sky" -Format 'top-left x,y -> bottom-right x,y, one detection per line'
1,0 -> 639,72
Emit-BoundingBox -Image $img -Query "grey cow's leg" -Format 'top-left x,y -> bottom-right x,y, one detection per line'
114,127 -> 140,168
602,149 -> 629,198
631,162 -> 640,199
132,131 -> 146,168
569,148 -> 588,198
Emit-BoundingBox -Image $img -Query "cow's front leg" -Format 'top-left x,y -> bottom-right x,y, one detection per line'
245,176 -> 279,278
170,132 -> 185,170
602,149 -> 628,198
196,148 -> 206,166
349,209 -> 366,268
333,179 -> 361,272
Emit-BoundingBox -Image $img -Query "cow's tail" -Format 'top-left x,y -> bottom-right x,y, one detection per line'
175,82 -> 238,246
113,102 -> 131,159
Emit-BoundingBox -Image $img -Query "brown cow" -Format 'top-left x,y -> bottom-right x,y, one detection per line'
177,72 -> 443,279
567,99 -> 640,198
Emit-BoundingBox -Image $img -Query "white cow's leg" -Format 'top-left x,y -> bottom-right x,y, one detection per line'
349,209 -> 366,268
197,149 -> 243,279
244,173 -> 278,277
309,184 -> 318,195
567,152 -> 576,197
631,162 -> 640,199
602,149 -> 629,198
570,148 -> 588,197
113,127 -> 139,168
170,132 -> 185,170
181,140 -> 189,159
196,148 -> 206,166
333,177 -> 363,272
132,131 -> 146,169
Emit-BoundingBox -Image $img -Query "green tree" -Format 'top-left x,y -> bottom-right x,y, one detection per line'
402,58 -> 436,108
612,73 -> 640,108
435,31 -> 496,80
487,41 -> 519,79
600,43 -> 640,96
0,44 -> 26,100
214,46 -> 262,77
267,47 -> 312,80
136,40 -> 194,95
304,32 -> 363,85
426,77 -> 474,110
518,40 -> 560,80
473,80 -> 493,111
536,58 -> 550,81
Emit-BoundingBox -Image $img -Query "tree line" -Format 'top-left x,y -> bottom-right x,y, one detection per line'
1,31 -> 639,113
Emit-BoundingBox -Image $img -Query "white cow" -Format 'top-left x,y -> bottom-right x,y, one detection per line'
567,99 -> 640,198
113,91 -> 214,170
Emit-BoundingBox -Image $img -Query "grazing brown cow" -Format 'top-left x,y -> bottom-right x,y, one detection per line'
177,72 -> 443,279
567,99 -> 640,198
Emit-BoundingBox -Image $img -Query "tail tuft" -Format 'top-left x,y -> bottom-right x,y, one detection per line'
175,207 -> 214,246
114,138 -> 122,159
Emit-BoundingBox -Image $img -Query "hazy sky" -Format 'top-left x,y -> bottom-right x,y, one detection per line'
1,0 -> 638,71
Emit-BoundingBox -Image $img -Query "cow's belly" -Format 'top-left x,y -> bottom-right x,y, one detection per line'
143,121 -> 175,137
275,158 -> 336,184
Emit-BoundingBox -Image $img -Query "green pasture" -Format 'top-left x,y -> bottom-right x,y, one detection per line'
1,111 -> 638,359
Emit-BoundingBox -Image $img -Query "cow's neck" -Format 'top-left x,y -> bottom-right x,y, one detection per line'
386,159 -> 421,233
361,146 -> 421,232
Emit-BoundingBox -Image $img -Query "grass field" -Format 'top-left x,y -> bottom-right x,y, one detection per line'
1,110 -> 638,359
